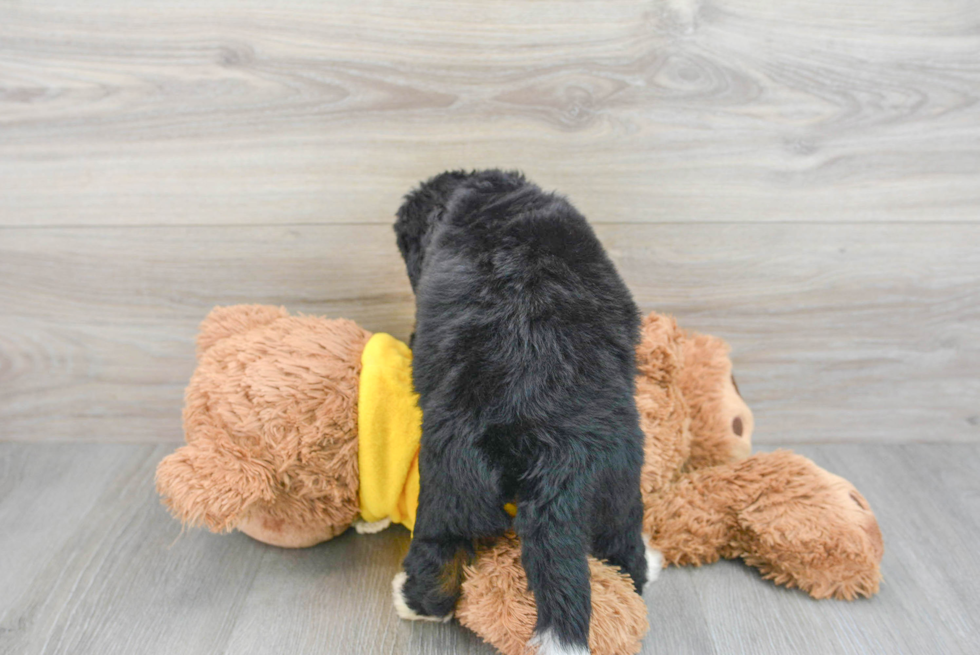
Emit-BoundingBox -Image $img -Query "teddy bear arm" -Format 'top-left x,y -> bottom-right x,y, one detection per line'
726,451 -> 883,599
643,468 -> 745,567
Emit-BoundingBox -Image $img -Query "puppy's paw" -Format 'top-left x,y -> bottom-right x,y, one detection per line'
645,546 -> 663,584
641,534 -> 663,586
391,572 -> 454,623
528,628 -> 591,655
354,517 -> 391,534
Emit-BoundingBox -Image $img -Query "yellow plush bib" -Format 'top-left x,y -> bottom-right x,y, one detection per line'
357,333 -> 517,532
357,333 -> 422,531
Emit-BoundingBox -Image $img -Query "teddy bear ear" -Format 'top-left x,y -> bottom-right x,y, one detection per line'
678,331 -> 731,399
195,305 -> 289,357
635,311 -> 685,382
156,437 -> 277,533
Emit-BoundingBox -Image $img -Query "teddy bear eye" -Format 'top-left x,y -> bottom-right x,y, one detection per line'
732,416 -> 743,436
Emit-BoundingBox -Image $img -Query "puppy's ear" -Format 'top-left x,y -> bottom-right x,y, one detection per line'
156,436 -> 277,533
394,171 -> 471,291
394,217 -> 428,293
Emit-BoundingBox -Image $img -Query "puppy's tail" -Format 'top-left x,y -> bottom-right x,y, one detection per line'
517,460 -> 592,655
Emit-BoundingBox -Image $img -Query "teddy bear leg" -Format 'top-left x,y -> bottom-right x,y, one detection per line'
456,534 -> 650,655
643,472 -> 740,568
645,451 -> 883,601
643,448 -> 770,569
678,331 -> 754,469
393,448 -> 511,623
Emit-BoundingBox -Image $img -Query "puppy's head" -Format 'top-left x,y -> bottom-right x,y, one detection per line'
394,170 -> 472,291
394,169 -> 526,290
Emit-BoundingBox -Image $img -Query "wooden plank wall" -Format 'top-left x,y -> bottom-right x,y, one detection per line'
1,1 -> 978,443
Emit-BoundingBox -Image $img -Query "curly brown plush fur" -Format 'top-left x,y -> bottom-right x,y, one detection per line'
158,305 -> 371,547
643,451 -> 883,600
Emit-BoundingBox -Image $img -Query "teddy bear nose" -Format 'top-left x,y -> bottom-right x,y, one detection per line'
732,416 -> 743,436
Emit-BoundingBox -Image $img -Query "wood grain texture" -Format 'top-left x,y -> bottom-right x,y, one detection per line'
1,442 -> 978,655
0,224 -> 416,442
1,1 -> 978,226
1,1 -> 978,446
2,223 -> 978,443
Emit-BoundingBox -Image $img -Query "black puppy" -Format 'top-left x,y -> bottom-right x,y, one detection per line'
391,170 -> 651,655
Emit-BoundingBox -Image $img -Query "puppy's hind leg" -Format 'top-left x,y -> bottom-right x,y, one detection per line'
393,538 -> 467,622
517,454 -> 593,655
591,472 -> 653,594
394,441 -> 510,621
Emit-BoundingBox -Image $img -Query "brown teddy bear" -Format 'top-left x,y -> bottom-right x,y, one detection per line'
157,305 -> 883,655
633,313 -> 883,601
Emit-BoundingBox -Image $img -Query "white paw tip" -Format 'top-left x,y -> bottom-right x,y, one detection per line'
645,547 -> 663,583
354,517 -> 391,534
391,572 -> 453,623
528,628 -> 591,655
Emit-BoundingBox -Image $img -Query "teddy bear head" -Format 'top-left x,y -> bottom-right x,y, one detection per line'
679,330 -> 754,469
633,312 -> 754,497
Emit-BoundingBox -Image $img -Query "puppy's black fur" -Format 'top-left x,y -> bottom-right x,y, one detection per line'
394,170 -> 647,653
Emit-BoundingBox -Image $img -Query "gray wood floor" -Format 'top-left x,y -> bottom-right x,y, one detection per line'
0,442 -> 977,655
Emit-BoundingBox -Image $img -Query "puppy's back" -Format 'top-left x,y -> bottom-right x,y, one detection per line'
411,174 -> 639,430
